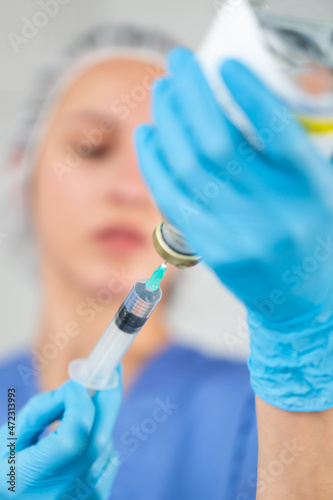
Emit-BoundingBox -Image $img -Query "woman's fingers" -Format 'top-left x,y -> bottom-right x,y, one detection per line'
152,77 -> 203,180
15,384 -> 67,451
156,49 -> 300,198
64,443 -> 120,500
20,381 -> 95,478
135,124 -> 193,228
87,365 -> 123,459
166,47 -> 239,165
152,77 -> 242,198
168,48 -> 231,156
220,59 -> 317,168
88,443 -> 120,496
135,124 -> 227,231
135,124 -> 235,261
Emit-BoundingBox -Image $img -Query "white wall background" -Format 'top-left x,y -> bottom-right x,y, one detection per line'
1,0 -> 330,361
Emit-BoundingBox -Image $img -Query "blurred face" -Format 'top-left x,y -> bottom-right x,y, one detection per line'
31,58 -> 175,295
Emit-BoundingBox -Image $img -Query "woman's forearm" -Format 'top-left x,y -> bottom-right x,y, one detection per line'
256,396 -> 333,499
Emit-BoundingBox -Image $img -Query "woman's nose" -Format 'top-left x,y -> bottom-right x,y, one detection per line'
104,147 -> 151,208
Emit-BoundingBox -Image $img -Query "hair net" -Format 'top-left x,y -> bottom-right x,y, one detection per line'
2,24 -> 179,267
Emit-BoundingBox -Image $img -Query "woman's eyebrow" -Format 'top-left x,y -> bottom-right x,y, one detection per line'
59,110 -> 119,129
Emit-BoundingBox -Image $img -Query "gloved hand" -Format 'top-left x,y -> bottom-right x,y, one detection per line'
0,376 -> 122,499
135,47 -> 333,411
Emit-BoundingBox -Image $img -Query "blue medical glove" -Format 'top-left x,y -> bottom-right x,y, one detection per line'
0,377 -> 122,499
135,47 -> 333,411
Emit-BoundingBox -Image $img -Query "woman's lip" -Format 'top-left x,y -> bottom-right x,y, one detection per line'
94,227 -> 146,252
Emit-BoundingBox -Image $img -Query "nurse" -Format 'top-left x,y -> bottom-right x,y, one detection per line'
0,25 -> 257,499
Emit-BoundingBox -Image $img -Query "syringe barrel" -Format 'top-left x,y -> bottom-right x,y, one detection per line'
114,279 -> 162,332
69,280 -> 162,391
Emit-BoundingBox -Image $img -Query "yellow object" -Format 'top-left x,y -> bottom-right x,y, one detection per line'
298,116 -> 333,134
152,220 -> 200,269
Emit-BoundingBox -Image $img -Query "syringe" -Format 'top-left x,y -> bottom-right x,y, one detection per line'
68,263 -> 167,391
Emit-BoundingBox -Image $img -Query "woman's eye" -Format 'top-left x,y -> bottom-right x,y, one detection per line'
69,144 -> 110,159
84,145 -> 109,159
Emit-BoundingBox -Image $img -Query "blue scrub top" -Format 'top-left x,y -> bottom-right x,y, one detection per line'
0,344 -> 258,499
